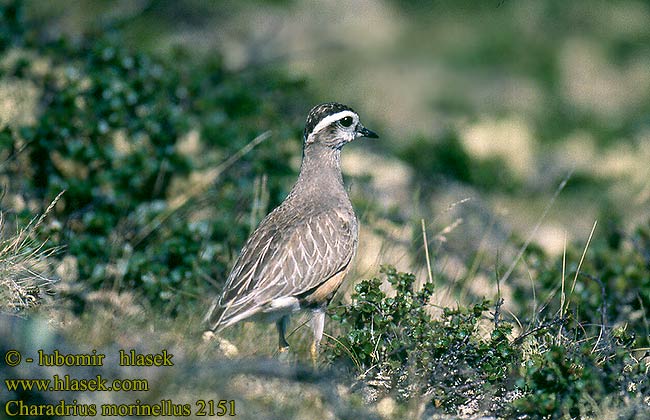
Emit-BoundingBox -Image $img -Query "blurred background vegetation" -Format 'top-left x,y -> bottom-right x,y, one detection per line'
1,0 -> 649,418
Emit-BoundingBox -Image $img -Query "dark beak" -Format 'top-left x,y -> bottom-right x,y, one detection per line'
357,124 -> 379,139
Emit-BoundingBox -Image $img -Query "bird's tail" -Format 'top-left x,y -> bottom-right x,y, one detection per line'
203,298 -> 228,333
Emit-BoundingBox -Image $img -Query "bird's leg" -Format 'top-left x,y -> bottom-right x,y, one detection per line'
310,309 -> 325,367
276,315 -> 290,353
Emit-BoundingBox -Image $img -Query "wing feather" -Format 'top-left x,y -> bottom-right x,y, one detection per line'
204,204 -> 357,331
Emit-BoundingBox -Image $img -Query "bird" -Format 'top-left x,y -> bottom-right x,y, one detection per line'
203,102 -> 378,363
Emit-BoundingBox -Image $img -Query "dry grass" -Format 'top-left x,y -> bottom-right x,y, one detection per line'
0,192 -> 63,314
1,293 -> 385,420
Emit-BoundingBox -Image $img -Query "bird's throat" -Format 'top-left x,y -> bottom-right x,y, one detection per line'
298,144 -> 344,189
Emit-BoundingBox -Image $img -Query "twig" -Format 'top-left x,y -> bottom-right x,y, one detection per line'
587,273 -> 607,354
493,251 -> 503,328
567,220 -> 598,300
513,318 -> 564,346
323,332 -> 362,372
558,232 -> 567,342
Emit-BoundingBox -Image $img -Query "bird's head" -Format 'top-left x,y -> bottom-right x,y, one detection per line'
303,102 -> 378,150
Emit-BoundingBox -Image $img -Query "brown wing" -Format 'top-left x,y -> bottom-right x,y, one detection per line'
204,205 -> 357,332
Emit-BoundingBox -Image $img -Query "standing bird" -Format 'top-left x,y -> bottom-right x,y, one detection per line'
203,102 -> 378,363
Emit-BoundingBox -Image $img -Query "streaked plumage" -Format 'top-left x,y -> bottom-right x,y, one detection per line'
204,102 -> 378,360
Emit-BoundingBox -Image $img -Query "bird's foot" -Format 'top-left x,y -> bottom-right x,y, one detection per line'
277,345 -> 291,363
310,341 -> 320,368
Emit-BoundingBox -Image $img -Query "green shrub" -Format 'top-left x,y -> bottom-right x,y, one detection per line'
518,220 -> 650,349
508,320 -> 648,419
329,264 -> 649,417
506,220 -> 650,418
328,265 -> 517,413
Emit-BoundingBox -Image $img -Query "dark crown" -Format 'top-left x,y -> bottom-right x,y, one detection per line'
303,102 -> 357,140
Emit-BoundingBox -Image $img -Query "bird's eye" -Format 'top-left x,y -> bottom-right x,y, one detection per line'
339,116 -> 353,127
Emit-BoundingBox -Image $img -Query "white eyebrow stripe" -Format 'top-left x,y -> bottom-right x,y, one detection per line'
310,110 -> 358,137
